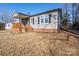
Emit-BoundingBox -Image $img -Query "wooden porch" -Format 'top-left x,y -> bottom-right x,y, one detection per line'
12,12 -> 32,33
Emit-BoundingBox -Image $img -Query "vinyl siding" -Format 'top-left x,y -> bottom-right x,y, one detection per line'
30,11 -> 60,30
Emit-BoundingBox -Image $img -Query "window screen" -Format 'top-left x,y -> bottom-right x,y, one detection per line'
45,16 -> 49,23
31,18 -> 34,24
41,16 -> 44,23
33,18 -> 34,24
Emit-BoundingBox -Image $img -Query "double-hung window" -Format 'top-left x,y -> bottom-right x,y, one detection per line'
45,16 -> 49,23
31,18 -> 34,24
41,16 -> 44,23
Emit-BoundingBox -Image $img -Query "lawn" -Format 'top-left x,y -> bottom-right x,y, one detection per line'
0,30 -> 79,56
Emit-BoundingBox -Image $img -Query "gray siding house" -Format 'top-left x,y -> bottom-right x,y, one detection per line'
12,8 -> 62,33
29,8 -> 62,32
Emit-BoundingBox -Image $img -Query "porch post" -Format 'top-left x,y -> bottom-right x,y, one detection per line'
19,19 -> 22,32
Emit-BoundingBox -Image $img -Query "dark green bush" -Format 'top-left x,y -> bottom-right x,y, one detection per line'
0,23 -> 5,30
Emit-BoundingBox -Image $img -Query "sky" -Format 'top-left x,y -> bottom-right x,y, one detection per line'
0,3 -> 64,15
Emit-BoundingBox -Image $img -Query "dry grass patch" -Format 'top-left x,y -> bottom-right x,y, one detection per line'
0,30 -> 79,56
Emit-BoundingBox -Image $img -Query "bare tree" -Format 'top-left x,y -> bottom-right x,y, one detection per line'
72,3 -> 77,24
0,7 -> 11,24
62,3 -> 71,28
71,3 -> 79,27
74,4 -> 79,27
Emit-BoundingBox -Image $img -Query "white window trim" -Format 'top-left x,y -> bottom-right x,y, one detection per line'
44,16 -> 49,24
40,15 -> 49,24
40,16 -> 44,24
31,18 -> 34,25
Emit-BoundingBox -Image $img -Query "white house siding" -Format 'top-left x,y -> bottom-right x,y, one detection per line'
29,11 -> 60,30
5,23 -> 13,30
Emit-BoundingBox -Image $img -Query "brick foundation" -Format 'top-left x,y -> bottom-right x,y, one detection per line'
33,28 -> 58,33
12,28 -> 21,33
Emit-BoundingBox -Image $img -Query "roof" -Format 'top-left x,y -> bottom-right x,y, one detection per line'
12,12 -> 29,19
30,8 -> 62,17
17,12 -> 29,17
12,8 -> 62,18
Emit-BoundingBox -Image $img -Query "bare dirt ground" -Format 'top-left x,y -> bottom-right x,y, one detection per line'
0,30 -> 79,56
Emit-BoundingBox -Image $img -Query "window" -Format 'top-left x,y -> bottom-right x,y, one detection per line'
41,16 -> 44,23
28,20 -> 30,25
33,18 -> 34,24
38,16 -> 49,24
31,18 -> 34,24
45,16 -> 49,23
38,17 -> 40,24
8,24 -> 10,27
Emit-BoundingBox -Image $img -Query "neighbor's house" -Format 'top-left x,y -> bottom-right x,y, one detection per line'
12,8 -> 62,33
5,23 -> 13,30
